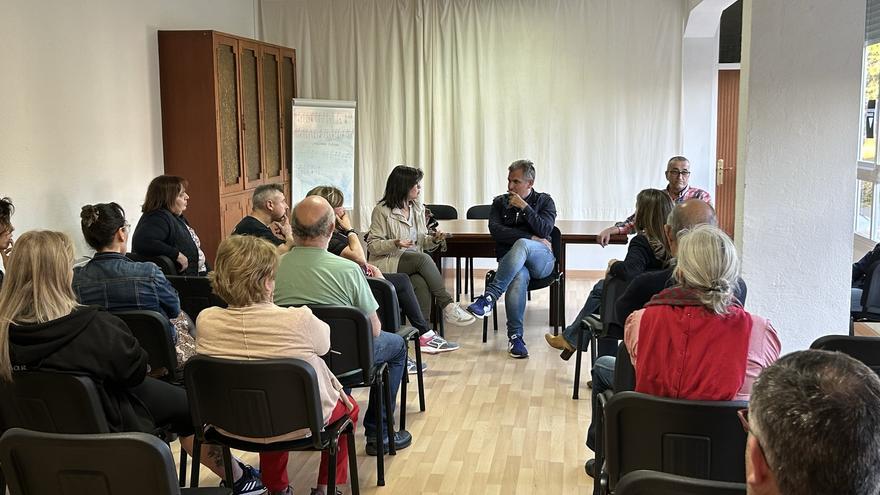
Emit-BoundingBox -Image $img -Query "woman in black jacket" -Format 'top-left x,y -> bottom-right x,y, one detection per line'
0,230 -> 263,494
132,175 -> 208,275
545,188 -> 674,359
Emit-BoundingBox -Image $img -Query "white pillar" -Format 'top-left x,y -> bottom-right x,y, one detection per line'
736,0 -> 864,350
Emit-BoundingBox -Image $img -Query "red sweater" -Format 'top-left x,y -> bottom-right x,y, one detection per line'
634,303 -> 752,401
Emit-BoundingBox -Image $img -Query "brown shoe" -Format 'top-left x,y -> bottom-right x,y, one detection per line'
544,333 -> 576,360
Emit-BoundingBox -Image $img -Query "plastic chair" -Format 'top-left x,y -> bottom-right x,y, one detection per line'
308,305 -> 396,487
482,226 -> 565,342
426,203 -> 466,301
0,428 -> 226,495
166,275 -> 227,320
127,252 -> 177,276
576,274 -> 629,399
597,391 -> 748,495
184,356 -> 358,494
464,205 -> 492,298
368,277 -> 426,425
615,470 -> 746,495
0,371 -> 189,487
810,334 -> 880,375
113,310 -> 180,382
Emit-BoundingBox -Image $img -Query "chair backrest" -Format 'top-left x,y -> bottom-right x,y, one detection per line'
112,310 -> 179,382
367,277 -> 401,332
0,372 -> 109,433
605,391 -> 748,489
600,274 -> 630,339
425,204 -> 458,220
166,275 -> 227,320
0,428 -> 191,495
810,334 -> 880,375
860,260 -> 880,315
466,204 -> 492,219
184,355 -> 325,449
616,470 -> 746,495
126,252 -> 176,276
307,305 -> 375,386
612,342 -> 636,392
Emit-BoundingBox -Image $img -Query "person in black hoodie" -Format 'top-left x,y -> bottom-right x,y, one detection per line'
132,175 -> 208,276
0,230 -> 264,495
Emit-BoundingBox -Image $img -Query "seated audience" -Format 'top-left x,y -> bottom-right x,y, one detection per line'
545,188 -> 673,359
368,165 -> 475,328
745,350 -> 880,495
0,230 -> 263,494
72,203 -> 196,372
197,235 -> 358,495
132,175 -> 208,275
584,224 -> 780,476
466,159 -> 557,359
275,196 -> 412,455
308,185 -> 458,358
0,196 -> 13,286
231,183 -> 295,254
596,155 -> 712,246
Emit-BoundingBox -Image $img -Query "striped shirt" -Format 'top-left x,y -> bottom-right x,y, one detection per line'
614,186 -> 712,235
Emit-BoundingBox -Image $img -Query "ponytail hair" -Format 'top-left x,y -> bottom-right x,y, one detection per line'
673,224 -> 740,314
80,203 -> 126,251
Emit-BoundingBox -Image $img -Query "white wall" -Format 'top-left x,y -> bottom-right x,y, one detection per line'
0,0 -> 257,256
682,34 -> 719,194
737,0 -> 863,351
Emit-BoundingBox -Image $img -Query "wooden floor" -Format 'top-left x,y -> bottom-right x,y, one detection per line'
174,272 -> 602,494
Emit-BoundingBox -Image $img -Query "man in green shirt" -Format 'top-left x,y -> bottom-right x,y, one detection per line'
274,195 -> 411,455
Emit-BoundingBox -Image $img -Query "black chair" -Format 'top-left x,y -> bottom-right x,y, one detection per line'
368,277 -> 426,426
810,334 -> 880,375
308,305 -> 396,486
482,226 -> 565,343
597,391 -> 748,495
166,275 -> 227,320
184,356 -> 358,494
426,204 -> 465,300
616,470 -> 746,495
577,274 -> 629,399
0,428 -> 226,495
0,371 -> 189,487
113,310 -> 180,382
465,204 -> 492,298
853,259 -> 880,321
127,252 -> 177,276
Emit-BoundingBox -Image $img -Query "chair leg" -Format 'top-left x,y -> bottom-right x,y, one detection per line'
400,354 -> 408,432
455,257 -> 461,301
383,367 -> 397,455
327,440 -> 338,495
190,438 -> 201,487
493,305 -> 498,332
347,424 -> 360,495
482,315 -> 488,343
464,257 -> 470,295
414,339 -> 426,412
373,384 -> 386,486
179,444 -> 188,487
221,446 -> 235,489
574,325 -> 584,400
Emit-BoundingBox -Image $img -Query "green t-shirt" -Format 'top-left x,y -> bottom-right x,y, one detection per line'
273,246 -> 379,315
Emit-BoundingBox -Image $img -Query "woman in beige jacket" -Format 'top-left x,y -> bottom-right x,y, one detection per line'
368,165 -> 475,327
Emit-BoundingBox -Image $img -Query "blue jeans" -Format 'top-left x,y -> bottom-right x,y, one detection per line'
586,355 -> 616,451
363,331 -> 408,438
853,287 -> 863,313
485,238 -> 555,339
561,280 -> 619,357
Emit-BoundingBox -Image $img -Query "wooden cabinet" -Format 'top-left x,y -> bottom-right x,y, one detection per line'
158,30 -> 296,263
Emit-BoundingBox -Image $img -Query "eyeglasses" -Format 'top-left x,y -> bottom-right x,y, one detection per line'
119,222 -> 131,232
737,408 -> 751,434
666,169 -> 691,177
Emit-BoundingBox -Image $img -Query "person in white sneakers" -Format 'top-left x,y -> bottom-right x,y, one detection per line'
367,166 -> 476,329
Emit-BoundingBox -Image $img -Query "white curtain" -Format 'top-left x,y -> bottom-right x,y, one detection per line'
259,0 -> 685,227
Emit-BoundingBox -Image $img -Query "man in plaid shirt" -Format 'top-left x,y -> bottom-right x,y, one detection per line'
597,156 -> 712,246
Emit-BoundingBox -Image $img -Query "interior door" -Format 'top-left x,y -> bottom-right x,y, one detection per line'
716,69 -> 740,237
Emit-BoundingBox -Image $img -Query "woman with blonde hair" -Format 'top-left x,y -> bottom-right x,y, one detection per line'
0,230 -> 263,494
308,185 -> 459,357
197,235 -> 359,495
546,188 -> 674,360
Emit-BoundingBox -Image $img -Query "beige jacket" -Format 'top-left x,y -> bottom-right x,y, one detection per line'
367,199 -> 440,273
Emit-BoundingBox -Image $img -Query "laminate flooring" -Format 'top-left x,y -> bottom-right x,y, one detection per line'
174,272 -> 602,494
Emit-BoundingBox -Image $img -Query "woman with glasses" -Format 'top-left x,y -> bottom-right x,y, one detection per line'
73,202 -> 196,372
132,175 -> 208,275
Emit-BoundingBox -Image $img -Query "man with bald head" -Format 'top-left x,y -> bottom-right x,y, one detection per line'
274,196 -> 412,455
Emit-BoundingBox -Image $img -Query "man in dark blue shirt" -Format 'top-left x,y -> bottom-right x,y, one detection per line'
231,184 -> 295,254
467,160 -> 557,358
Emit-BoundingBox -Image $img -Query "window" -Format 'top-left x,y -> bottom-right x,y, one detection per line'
855,39 -> 880,241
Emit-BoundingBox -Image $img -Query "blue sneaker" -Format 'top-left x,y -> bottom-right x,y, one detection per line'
508,336 -> 529,359
467,294 -> 494,319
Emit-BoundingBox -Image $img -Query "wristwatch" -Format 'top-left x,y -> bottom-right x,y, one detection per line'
345,229 -> 358,237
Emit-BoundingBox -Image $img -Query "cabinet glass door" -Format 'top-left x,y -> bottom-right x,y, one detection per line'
214,35 -> 243,193
281,49 -> 296,181
261,46 -> 283,182
239,41 -> 264,188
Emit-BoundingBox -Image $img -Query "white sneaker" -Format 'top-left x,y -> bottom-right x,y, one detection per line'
419,333 -> 461,354
443,303 -> 476,326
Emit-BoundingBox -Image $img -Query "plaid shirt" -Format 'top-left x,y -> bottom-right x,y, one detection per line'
614,186 -> 712,235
